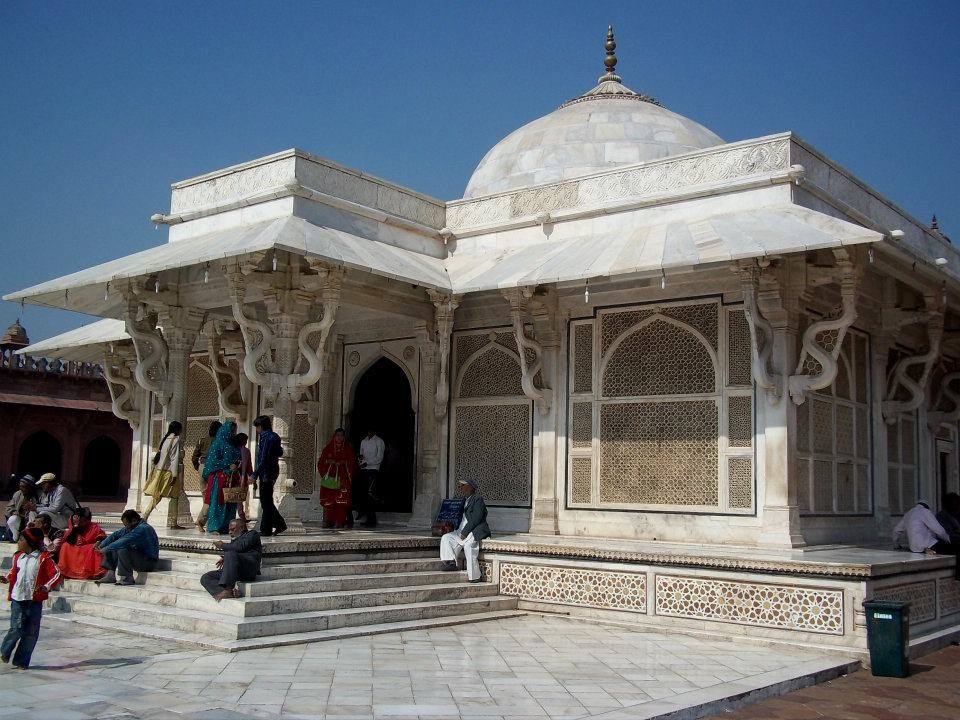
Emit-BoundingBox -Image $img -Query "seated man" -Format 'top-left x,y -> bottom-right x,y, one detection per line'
31,514 -> 64,560
893,500 -> 960,579
201,518 -> 262,601
439,479 -> 490,583
5,476 -> 37,543
95,509 -> 160,586
34,473 -> 77,531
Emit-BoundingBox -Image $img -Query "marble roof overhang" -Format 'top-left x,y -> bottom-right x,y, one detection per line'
446,202 -> 884,293
17,318 -> 129,364
3,215 -> 453,315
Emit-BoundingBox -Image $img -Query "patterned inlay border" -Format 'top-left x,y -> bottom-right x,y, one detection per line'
871,581 -> 937,624
938,578 -> 960,617
500,563 -> 646,613
481,541 -> 875,578
655,574 -> 844,635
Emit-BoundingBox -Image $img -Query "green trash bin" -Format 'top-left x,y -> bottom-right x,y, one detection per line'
862,599 -> 910,677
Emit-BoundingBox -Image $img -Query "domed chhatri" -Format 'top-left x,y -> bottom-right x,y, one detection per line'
1,319 -> 29,349
463,26 -> 723,199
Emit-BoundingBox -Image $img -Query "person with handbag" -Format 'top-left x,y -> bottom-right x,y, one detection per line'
317,428 -> 356,529
203,421 -> 241,535
142,421 -> 186,529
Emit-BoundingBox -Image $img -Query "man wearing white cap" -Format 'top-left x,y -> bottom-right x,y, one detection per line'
34,473 -> 77,531
439,479 -> 490,583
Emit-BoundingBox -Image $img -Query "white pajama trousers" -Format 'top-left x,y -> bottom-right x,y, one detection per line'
6,512 -> 36,541
440,531 -> 481,581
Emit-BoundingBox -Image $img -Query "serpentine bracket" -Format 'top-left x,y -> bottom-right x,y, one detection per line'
881,303 -> 944,423
504,286 -> 552,416
739,266 -> 780,403
225,261 -> 274,389
428,289 -> 460,419
206,322 -> 246,420
788,260 -> 859,405
290,264 -> 343,391
121,289 -> 171,408
927,371 -> 960,429
103,349 -> 140,430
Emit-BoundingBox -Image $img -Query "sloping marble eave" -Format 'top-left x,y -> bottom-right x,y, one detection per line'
3,216 -> 453,315
445,204 -> 884,293
16,318 -> 130,363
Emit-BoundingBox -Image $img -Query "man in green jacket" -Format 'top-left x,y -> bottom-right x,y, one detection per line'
440,479 -> 490,583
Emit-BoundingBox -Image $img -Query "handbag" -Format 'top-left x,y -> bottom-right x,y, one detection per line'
221,471 -> 247,504
144,468 -> 177,499
320,472 -> 340,490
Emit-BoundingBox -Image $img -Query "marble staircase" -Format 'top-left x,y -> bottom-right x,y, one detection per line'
1,541 -> 521,651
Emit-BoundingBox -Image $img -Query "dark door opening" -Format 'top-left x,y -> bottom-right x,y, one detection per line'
939,449 -> 951,510
348,357 -> 415,513
82,435 -> 123,498
16,431 -> 62,481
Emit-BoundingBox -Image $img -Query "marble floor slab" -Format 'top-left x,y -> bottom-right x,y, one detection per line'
0,611 -> 854,719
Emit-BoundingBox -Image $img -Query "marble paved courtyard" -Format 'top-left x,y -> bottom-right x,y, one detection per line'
0,612 -> 855,720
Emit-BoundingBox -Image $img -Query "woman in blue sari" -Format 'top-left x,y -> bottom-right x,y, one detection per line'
202,420 -> 240,535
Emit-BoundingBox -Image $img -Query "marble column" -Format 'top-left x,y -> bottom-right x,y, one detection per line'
529,291 -> 561,535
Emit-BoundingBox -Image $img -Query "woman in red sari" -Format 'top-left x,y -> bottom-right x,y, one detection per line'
317,428 -> 356,528
57,507 -> 106,580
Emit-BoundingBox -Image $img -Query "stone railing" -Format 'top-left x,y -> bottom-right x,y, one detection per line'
1,348 -> 101,378
446,134 -> 793,231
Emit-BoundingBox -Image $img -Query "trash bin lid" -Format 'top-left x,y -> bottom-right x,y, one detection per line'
862,599 -> 910,611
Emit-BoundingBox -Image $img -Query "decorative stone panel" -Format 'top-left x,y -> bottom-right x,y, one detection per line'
602,318 -> 715,397
727,396 -> 752,447
182,418 -> 210,493
938,578 -> 960,617
453,403 -> 531,506
727,308 -> 752,386
573,324 -> 593,394
455,334 -> 493,377
872,581 -> 937,624
570,457 -> 592,505
599,302 -> 718,355
500,563 -> 646,612
655,575 -> 844,635
480,560 -> 493,582
599,400 -> 719,506
728,457 -> 752,509
460,346 -> 524,397
570,402 -> 592,449
290,413 -> 316,496
186,362 -> 219,418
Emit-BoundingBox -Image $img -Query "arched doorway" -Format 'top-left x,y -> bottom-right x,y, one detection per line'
16,431 -> 62,480
81,435 -> 122,498
349,357 -> 415,513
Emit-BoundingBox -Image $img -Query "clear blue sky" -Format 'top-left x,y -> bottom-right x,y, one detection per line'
2,1 -> 958,343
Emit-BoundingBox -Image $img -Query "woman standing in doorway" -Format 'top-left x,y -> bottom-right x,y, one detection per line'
142,421 -> 185,529
317,429 -> 356,529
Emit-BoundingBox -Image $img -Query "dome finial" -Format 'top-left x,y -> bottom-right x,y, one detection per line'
600,25 -> 621,83
932,215 -> 940,231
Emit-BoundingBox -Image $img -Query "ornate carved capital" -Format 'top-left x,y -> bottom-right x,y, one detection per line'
503,286 -> 552,416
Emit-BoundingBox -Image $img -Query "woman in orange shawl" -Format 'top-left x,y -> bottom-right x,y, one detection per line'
317,428 -> 356,528
57,507 -> 106,580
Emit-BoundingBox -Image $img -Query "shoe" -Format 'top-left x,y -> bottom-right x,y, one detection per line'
95,572 -> 116,586
440,561 -> 458,571
117,576 -> 136,586
11,665 -> 26,671
1,655 -> 9,663
170,525 -> 186,530
469,578 -> 484,583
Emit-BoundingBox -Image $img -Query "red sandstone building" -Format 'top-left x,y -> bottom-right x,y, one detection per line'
0,320 -> 131,501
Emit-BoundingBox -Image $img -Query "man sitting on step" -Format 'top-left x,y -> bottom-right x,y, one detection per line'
439,479 -> 490,583
201,518 -> 262,601
94,509 -> 160,586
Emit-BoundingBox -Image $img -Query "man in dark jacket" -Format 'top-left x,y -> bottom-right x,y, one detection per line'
252,415 -> 286,537
440,479 -> 490,583
201,518 -> 262,601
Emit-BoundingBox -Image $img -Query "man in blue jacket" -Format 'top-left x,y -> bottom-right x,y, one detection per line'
252,416 -> 287,536
440,479 -> 490,583
95,509 -> 159,586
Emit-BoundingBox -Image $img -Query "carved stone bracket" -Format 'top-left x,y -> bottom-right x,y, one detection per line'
503,286 -> 552,416
738,265 -> 780,402
205,321 -> 247,420
426,290 -> 460,418
927,371 -> 960,429
788,258 -> 860,405
103,347 -> 140,430
882,300 -> 945,423
122,290 -> 172,408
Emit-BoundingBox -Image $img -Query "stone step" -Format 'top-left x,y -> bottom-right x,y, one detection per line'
46,607 -> 526,652
59,577 -> 500,617
137,568 -> 470,594
157,555 -> 448,579
53,593 -> 519,639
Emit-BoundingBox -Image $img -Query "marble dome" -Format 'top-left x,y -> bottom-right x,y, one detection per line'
463,30 -> 723,199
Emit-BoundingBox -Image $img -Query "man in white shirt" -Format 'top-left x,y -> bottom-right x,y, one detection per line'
34,473 -> 77,530
357,430 -> 385,528
894,501 -> 960,579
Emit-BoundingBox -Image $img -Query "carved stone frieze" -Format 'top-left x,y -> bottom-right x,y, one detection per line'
446,136 -> 792,230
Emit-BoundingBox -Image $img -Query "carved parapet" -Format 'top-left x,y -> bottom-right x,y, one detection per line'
738,264 -> 780,402
503,286 -> 552,416
103,349 -> 140,430
927,371 -> 960,429
788,259 -> 859,405
882,304 -> 945,423
427,290 -> 460,418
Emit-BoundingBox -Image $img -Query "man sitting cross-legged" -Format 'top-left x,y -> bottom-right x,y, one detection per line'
95,509 -> 159,586
201,518 -> 262,602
